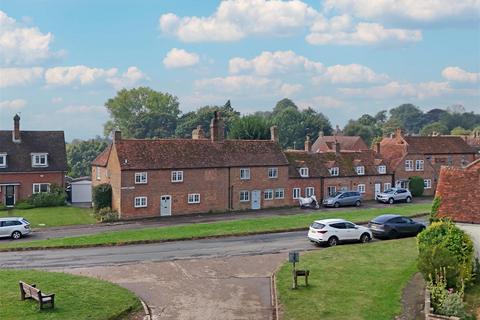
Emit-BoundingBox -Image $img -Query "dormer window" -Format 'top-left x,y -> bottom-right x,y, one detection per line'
355,166 -> 365,175
0,153 -> 6,168
31,153 -> 48,167
299,167 -> 309,177
378,165 -> 386,174
329,167 -> 339,176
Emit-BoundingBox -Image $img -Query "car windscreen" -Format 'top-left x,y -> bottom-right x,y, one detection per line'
383,189 -> 395,194
311,222 -> 325,229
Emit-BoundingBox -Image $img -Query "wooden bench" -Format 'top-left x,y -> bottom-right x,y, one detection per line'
19,281 -> 55,310
292,269 -> 310,289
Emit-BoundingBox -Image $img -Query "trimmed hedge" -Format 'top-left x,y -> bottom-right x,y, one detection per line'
409,176 -> 425,197
92,184 -> 112,212
27,184 -> 66,207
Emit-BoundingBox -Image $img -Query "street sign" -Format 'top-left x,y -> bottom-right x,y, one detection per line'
289,251 -> 299,263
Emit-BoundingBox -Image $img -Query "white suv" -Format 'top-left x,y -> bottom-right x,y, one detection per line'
0,217 -> 31,239
376,188 -> 412,204
308,218 -> 372,246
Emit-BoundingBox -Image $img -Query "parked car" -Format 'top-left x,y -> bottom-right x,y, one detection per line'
376,188 -> 412,204
323,191 -> 362,208
0,217 -> 31,239
308,218 -> 372,246
368,214 -> 425,239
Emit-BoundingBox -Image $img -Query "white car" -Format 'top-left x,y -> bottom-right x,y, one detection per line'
307,218 -> 372,246
376,188 -> 412,204
0,217 -> 31,239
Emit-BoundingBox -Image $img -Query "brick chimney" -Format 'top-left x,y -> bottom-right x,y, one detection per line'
304,136 -> 312,152
395,127 -> 404,143
335,141 -> 341,154
270,126 -> 279,142
210,111 -> 224,142
375,142 -> 381,154
113,130 -> 122,142
12,114 -> 21,143
192,125 -> 205,140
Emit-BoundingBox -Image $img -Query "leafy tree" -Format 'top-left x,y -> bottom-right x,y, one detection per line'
67,138 -> 109,178
373,110 -> 387,124
389,104 -> 425,133
420,122 -> 449,136
440,111 -> 480,131
228,115 -> 271,140
273,98 -> 298,115
450,127 -> 470,135
423,108 -> 448,124
343,120 -> 379,145
382,118 -> 404,137
103,87 -> 180,138
301,107 -> 332,140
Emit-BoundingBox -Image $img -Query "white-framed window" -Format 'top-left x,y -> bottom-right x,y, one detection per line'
96,166 -> 101,180
329,167 -> 339,176
424,179 -> 432,189
0,153 -> 6,168
355,166 -> 365,175
357,184 -> 366,193
268,167 -> 278,179
378,165 -> 386,174
415,160 -> 424,171
292,188 -> 301,199
327,186 -> 336,196
135,172 -> 148,184
275,188 -> 285,199
299,167 -> 309,177
305,187 -> 315,197
240,168 -> 251,180
264,189 -> 273,200
240,190 -> 250,202
187,193 -> 201,204
171,170 -> 183,182
33,183 -> 50,194
31,153 -> 48,167
405,160 -> 413,171
134,196 -> 148,208
384,182 -> 391,191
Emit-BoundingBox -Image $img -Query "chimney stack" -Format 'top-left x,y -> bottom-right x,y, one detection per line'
375,142 -> 381,154
270,126 -> 279,142
335,141 -> 341,154
192,125 -> 205,140
12,114 -> 21,143
113,130 -> 122,142
210,111 -> 224,142
304,136 -> 312,152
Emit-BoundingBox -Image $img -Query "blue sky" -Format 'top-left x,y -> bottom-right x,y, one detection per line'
1,0 -> 479,140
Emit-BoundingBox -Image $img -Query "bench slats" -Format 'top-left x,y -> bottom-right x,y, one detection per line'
19,281 -> 55,310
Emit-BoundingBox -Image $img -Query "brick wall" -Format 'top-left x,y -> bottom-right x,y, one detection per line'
393,154 -> 437,196
435,161 -> 480,223
0,171 -> 64,204
322,175 -> 393,200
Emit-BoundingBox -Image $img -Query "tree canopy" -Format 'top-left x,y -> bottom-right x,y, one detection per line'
67,137 -> 109,178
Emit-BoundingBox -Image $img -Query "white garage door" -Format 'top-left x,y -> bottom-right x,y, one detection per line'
72,181 -> 92,203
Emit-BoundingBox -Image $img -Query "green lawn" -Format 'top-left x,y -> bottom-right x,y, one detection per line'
0,203 -> 430,251
276,238 -> 418,320
0,206 -> 97,228
0,269 -> 141,320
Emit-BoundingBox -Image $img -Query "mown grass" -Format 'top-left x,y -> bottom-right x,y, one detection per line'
0,203 -> 430,251
0,269 -> 141,320
276,238 -> 418,320
0,206 -> 96,228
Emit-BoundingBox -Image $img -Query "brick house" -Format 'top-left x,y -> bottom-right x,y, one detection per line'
379,129 -> 477,196
311,134 -> 369,153
92,113 -> 290,219
0,115 -> 67,207
286,140 -> 393,203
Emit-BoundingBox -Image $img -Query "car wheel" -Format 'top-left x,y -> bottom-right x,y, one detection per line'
406,196 -> 412,203
389,230 -> 398,239
355,200 -> 361,207
334,202 -> 340,208
388,198 -> 394,204
11,231 -> 22,240
360,233 -> 371,243
327,236 -> 338,247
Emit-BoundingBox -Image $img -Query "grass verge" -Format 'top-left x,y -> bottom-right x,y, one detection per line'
0,269 -> 141,320
276,238 -> 418,320
0,206 -> 96,228
0,203 -> 430,251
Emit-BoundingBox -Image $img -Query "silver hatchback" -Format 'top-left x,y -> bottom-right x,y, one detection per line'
0,217 -> 31,239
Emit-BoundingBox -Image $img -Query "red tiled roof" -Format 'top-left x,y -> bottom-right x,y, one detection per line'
91,143 -> 112,167
311,136 -> 369,153
112,138 -> 289,170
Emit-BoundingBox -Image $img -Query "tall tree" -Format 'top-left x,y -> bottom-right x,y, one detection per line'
273,98 -> 298,115
389,104 -> 425,133
67,138 -> 109,178
419,122 -> 449,136
228,115 -> 271,140
103,87 -> 180,138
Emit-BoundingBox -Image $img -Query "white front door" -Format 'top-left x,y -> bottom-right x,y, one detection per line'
160,195 -> 171,216
251,190 -> 261,210
374,183 -> 381,198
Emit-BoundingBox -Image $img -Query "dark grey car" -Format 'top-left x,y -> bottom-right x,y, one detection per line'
368,214 -> 425,239
323,191 -> 362,208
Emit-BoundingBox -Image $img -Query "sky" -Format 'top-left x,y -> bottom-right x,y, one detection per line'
0,0 -> 479,141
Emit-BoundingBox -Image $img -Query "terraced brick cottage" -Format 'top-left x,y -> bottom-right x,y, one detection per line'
0,115 -> 67,207
92,113 -> 290,219
379,128 -> 477,196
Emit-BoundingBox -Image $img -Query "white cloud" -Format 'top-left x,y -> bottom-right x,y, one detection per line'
0,67 -> 43,87
45,65 -> 117,86
57,105 -> 106,115
51,97 -> 63,104
163,48 -> 200,69
323,0 -> 480,24
159,0 -> 318,42
339,81 -> 451,99
229,50 -> 323,76
298,95 -> 346,109
0,10 -> 58,65
0,99 -> 26,112
106,66 -> 148,90
314,64 -> 389,84
442,66 -> 479,83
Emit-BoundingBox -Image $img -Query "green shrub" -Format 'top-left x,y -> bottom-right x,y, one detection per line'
409,176 -> 425,197
418,246 -> 461,288
27,184 -> 66,207
92,184 -> 112,212
427,269 -> 466,317
418,220 -> 475,287
94,207 -> 118,222
430,196 -> 441,223
15,201 -> 35,210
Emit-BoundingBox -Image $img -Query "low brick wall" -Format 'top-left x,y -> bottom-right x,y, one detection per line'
424,289 -> 460,320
